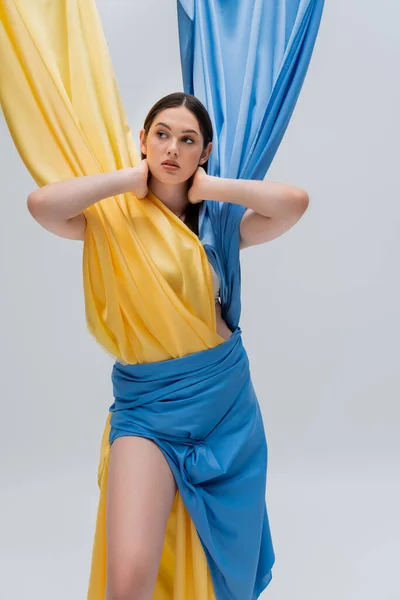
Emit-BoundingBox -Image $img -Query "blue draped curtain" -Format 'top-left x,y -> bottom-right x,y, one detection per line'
177,0 -> 325,180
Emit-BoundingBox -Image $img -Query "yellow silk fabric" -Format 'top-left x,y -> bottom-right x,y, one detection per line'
83,187 -> 224,364
1,1 -> 222,597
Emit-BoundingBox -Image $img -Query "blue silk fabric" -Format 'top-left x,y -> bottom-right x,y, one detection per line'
108,200 -> 275,599
177,0 -> 325,180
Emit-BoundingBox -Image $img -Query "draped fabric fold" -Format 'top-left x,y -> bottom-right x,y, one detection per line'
0,0 -> 223,365
1,2 -> 225,597
177,0 -> 325,180
109,327 -> 273,599
1,1 -> 324,598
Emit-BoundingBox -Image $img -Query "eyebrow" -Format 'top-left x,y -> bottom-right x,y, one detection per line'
155,122 -> 200,136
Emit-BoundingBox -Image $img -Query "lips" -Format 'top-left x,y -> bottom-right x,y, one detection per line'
162,160 -> 180,168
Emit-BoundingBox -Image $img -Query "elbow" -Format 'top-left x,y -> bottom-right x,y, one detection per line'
27,190 -> 42,217
295,188 -> 309,212
26,192 -> 36,216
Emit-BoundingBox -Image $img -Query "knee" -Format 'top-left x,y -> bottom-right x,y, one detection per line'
106,591 -> 145,600
106,582 -> 147,600
106,558 -> 156,600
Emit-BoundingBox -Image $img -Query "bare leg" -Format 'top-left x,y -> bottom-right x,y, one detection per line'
105,436 -> 177,600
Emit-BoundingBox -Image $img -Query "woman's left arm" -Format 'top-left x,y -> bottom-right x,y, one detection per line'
189,168 -> 309,250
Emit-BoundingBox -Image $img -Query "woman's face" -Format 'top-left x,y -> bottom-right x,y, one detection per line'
139,106 -> 212,184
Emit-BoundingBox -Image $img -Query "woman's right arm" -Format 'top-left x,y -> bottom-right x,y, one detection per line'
26,161 -> 148,240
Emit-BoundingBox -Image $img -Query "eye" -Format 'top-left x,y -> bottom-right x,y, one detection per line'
184,137 -> 194,144
157,131 -> 167,138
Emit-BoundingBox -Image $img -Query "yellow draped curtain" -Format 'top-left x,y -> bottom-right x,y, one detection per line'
0,1 -> 222,597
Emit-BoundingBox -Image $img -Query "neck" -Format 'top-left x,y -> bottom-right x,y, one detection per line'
148,176 -> 189,216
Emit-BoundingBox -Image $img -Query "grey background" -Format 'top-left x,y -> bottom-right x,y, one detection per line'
1,1 -> 399,599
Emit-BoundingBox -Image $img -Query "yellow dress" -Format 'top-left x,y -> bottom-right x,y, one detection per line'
0,1 -> 224,597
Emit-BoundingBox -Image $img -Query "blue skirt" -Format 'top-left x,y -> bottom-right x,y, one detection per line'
109,327 -> 275,599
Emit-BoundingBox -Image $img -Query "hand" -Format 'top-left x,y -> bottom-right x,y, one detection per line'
188,166 -> 209,204
129,158 -> 149,199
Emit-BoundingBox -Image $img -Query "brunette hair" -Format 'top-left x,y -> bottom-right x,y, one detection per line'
141,92 -> 213,235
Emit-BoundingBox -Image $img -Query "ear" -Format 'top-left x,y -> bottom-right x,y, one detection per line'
199,141 -> 212,165
139,128 -> 147,156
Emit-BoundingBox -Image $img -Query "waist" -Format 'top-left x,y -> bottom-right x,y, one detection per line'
113,326 -> 242,380
109,326 -> 252,443
110,327 -> 248,413
215,300 -> 233,341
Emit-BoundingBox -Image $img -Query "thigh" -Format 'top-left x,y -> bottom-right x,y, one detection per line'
106,435 -> 177,598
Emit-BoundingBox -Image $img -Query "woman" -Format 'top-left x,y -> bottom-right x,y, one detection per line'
27,92 -> 309,600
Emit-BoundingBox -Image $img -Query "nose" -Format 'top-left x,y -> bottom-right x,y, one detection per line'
167,140 -> 178,157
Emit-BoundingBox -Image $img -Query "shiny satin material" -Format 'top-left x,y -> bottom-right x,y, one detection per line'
109,327 -> 274,599
208,261 -> 220,301
101,196 -> 276,599
1,2 -> 232,596
83,188 -> 225,364
1,1 -> 323,597
177,0 -> 325,180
